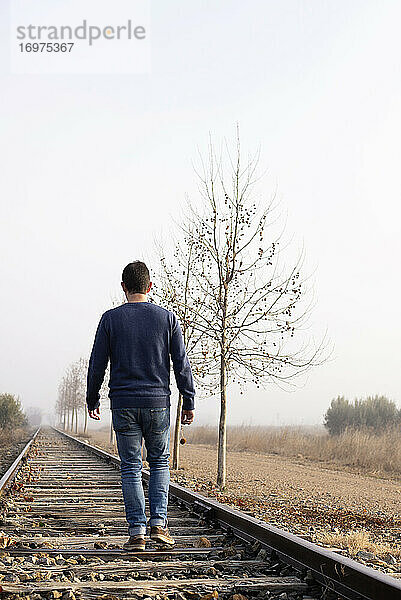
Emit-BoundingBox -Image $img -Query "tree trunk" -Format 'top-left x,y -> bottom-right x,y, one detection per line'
84,408 -> 88,434
217,350 -> 227,489
63,408 -> 66,430
110,418 -> 115,445
75,407 -> 78,433
172,393 -> 183,469
217,284 -> 229,490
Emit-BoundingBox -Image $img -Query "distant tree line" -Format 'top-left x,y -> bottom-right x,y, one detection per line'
56,358 -> 88,433
324,395 -> 400,435
25,406 -> 43,428
55,357 -> 110,436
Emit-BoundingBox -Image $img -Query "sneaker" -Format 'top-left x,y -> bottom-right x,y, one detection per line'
123,534 -> 146,551
150,525 -> 175,546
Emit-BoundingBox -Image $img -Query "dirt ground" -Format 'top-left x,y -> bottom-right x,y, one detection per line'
175,442 -> 401,517
170,442 -> 401,572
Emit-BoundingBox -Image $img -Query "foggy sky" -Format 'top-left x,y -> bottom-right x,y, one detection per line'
1,1 -> 400,427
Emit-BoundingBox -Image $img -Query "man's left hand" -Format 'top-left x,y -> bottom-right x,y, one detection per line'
181,409 -> 194,425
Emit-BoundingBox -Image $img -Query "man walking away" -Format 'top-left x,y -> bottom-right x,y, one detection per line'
86,261 -> 195,551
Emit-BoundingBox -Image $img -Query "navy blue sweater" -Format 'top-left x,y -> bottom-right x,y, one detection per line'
86,302 -> 195,412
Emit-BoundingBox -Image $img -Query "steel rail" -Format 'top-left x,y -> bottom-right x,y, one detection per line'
53,427 -> 401,600
0,427 -> 40,496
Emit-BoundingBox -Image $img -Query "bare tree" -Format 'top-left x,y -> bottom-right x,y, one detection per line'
56,378 -> 68,429
87,296 -> 122,442
179,128 -> 328,488
80,357 -> 90,434
152,232 -> 208,469
69,359 -> 86,433
57,371 -> 74,430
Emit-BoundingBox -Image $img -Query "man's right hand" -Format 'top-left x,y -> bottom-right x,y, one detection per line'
88,407 -> 101,420
181,409 -> 194,425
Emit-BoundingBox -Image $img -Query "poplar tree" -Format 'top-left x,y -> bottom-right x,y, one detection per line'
179,129 -> 327,488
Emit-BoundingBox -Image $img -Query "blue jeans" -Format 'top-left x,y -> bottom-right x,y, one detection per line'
111,407 -> 170,536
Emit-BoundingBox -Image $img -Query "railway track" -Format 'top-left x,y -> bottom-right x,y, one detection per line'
0,428 -> 400,600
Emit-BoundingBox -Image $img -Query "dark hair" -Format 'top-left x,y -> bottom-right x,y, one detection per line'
122,261 -> 150,294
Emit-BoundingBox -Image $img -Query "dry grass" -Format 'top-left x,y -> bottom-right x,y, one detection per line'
0,426 -> 29,448
316,529 -> 401,559
0,427 -> 31,476
81,423 -> 401,478
185,425 -> 401,478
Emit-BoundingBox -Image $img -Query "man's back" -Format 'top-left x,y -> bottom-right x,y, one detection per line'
86,301 -> 195,411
